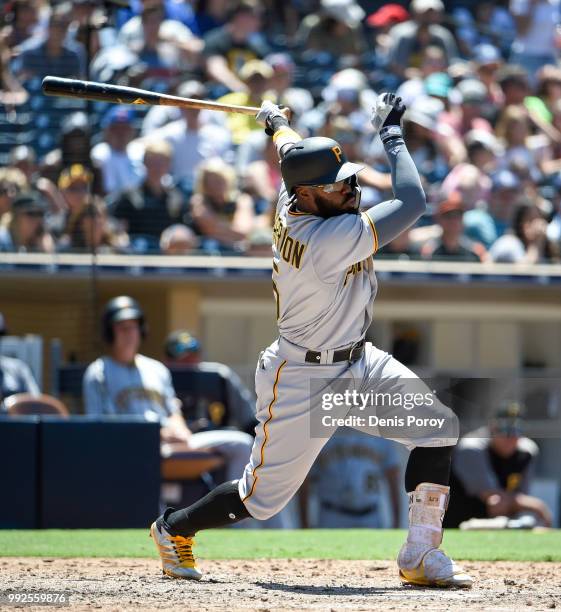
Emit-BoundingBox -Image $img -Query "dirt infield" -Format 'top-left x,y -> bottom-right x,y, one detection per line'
2,558 -> 561,611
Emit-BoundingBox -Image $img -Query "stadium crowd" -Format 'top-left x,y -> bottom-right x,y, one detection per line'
0,0 -> 560,262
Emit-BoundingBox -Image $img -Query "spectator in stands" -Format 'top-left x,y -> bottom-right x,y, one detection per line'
497,65 -> 530,106
366,3 -> 410,67
58,163 -> 93,222
118,0 -> 202,78
159,224 -> 199,255
190,157 -> 268,251
61,198 -> 128,254
472,44 -> 505,111
297,0 -> 367,59
490,200 -> 559,263
83,297 -> 259,509
0,0 -> 43,48
13,2 -> 84,80
452,2 -> 515,58
509,0 -> 560,81
0,32 -> 27,107
401,97 -> 452,185
266,53 -> 295,98
109,140 -> 186,249
41,112 -> 102,194
0,167 -> 27,215
0,191 -> 54,253
464,170 -> 522,249
445,403 -> 552,528
421,192 -> 486,262
304,428 -> 401,528
377,229 -> 420,259
527,65 -> 561,125
194,0 -> 229,35
441,79 -> 493,139
91,106 -> 143,196
387,0 -> 459,79
9,146 -> 37,185
137,80 -> 232,190
395,45 -> 448,106
203,0 -> 270,94
495,105 -> 547,176
218,60 -> 275,146
116,0 -> 200,34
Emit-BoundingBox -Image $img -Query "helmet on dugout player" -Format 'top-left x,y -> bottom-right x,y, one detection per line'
102,295 -> 147,343
281,137 -> 363,208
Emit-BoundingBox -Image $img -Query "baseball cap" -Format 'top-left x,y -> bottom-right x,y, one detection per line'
424,72 -> 453,98
491,170 -> 520,191
321,0 -> 365,27
101,105 -> 135,129
403,96 -> 444,131
12,191 -> 47,214
455,79 -> 487,104
367,3 -> 409,27
465,129 -> 503,156
177,80 -> 207,99
437,191 -> 464,215
239,59 -> 274,82
265,53 -> 295,74
61,112 -> 89,136
473,44 -> 502,67
490,401 -> 524,436
58,164 -> 93,190
164,330 -> 201,359
411,0 -> 444,13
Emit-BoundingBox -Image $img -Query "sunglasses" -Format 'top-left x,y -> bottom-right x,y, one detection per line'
310,176 -> 356,193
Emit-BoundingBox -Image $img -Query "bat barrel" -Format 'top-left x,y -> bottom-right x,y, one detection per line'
41,76 -> 261,115
41,77 -> 161,105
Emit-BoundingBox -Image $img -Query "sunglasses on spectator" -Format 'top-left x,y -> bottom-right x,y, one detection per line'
310,176 -> 355,193
22,210 -> 45,218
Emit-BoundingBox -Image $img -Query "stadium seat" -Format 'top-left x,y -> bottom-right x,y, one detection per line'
5,393 -> 69,416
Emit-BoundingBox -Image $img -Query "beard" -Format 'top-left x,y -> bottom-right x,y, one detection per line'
313,191 -> 359,218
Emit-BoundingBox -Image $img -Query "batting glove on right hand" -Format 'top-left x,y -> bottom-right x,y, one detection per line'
255,100 -> 290,136
371,93 -> 406,135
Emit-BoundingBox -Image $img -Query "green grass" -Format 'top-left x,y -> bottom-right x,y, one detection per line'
0,529 -> 559,561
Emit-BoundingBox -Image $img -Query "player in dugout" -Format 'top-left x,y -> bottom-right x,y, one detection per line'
445,402 -> 552,528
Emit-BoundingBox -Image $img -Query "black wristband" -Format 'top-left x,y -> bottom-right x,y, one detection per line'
265,114 -> 289,136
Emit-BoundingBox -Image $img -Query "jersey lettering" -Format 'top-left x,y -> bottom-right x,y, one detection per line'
273,214 -> 307,270
343,259 -> 366,286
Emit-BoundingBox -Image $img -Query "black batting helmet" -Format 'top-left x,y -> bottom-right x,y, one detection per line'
280,137 -> 363,195
102,296 -> 146,343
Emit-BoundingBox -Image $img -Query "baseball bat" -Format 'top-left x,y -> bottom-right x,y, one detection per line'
41,76 -> 261,115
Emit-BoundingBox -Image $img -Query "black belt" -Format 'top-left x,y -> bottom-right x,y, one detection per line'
305,339 -> 365,364
321,500 -> 378,516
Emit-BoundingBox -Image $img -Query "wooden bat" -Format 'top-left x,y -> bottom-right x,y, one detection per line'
42,76 -> 261,115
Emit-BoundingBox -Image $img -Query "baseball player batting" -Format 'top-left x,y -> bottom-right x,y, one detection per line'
150,93 -> 473,588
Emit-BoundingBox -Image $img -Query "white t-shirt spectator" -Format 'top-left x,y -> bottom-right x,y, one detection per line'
510,0 -> 560,56
91,142 -> 145,195
138,117 -> 232,186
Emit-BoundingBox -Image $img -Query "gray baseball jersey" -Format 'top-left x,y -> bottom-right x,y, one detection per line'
237,132 -> 458,521
272,186 -> 378,350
